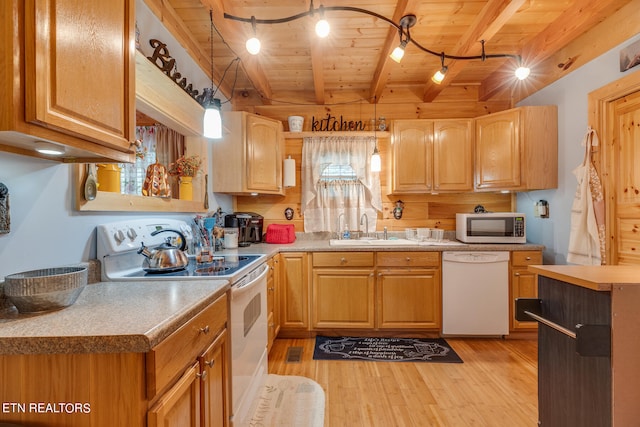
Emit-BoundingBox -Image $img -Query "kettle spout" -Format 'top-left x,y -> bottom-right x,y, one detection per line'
137,242 -> 153,259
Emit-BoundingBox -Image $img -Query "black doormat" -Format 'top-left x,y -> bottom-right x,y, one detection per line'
313,336 -> 463,363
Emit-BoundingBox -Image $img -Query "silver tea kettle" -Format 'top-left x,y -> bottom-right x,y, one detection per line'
137,229 -> 189,273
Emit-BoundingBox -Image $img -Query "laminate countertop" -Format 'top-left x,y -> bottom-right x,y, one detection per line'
0,280 -> 229,355
529,265 -> 640,291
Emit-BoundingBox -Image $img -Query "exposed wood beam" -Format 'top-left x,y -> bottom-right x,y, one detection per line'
142,0 -> 233,101
422,0 -> 525,102
200,0 -> 273,105
369,0 -> 419,103
479,0 -> 635,101
310,35 -> 326,104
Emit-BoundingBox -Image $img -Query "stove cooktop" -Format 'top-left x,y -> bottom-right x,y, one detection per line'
119,255 -> 264,279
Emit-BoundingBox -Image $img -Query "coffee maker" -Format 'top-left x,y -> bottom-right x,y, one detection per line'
224,212 -> 264,246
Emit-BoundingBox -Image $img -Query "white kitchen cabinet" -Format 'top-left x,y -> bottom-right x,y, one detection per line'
0,0 -> 135,163
212,112 -> 285,195
474,106 -> 558,191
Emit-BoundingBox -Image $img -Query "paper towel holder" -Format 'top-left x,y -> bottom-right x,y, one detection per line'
284,155 -> 296,188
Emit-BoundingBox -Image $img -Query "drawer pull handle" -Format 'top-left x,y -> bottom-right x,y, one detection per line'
205,359 -> 215,368
197,371 -> 208,380
199,325 -> 210,334
525,256 -> 531,260
340,257 -> 347,263
405,257 -> 411,261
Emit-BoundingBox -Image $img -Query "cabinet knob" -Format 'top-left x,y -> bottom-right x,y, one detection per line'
199,325 -> 210,334
196,370 -> 208,380
340,257 -> 347,264
205,359 -> 215,368
525,256 -> 531,260
405,257 -> 411,262
515,273 -> 520,276
268,287 -> 275,291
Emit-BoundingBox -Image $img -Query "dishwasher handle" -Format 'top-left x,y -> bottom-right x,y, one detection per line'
442,251 -> 510,263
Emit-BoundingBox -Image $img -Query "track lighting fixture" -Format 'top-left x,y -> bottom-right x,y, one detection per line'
204,10 -> 223,139
224,3 -> 531,82
315,5 -> 330,38
431,53 -> 448,84
246,16 -> 261,55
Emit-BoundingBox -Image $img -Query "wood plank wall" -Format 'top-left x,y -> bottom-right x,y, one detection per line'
235,101 -> 514,232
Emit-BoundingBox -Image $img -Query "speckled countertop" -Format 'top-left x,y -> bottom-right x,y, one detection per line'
0,280 -> 228,355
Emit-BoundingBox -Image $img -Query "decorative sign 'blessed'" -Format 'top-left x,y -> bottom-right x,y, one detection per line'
311,114 -> 366,132
147,39 -> 205,104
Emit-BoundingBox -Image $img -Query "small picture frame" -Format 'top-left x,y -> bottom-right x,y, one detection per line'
620,39 -> 640,72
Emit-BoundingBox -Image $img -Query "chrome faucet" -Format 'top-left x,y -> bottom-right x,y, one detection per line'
336,213 -> 345,239
360,213 -> 369,238
383,226 -> 388,240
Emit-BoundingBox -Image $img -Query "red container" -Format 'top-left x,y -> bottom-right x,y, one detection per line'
264,224 -> 296,244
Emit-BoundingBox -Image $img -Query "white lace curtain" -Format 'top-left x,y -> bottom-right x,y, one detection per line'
301,136 -> 382,233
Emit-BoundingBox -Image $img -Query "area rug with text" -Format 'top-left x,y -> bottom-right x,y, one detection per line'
313,336 -> 463,363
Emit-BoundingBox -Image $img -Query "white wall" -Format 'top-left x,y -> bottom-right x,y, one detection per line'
517,33 -> 640,265
0,1 -> 233,280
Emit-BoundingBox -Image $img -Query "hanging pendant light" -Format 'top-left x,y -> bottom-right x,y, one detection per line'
371,97 -> 381,172
204,10 -> 223,139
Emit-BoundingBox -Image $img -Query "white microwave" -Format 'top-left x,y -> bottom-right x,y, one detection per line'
456,212 -> 526,244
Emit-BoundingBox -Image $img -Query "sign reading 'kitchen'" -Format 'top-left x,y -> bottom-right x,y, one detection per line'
311,114 -> 366,132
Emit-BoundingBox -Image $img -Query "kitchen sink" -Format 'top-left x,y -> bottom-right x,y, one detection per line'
329,238 -> 420,246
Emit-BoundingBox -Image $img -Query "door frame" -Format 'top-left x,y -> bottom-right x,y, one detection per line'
588,69 -> 640,264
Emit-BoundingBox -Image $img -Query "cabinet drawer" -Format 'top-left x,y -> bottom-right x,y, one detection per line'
377,251 -> 440,268
146,293 -> 227,399
313,252 -> 374,267
512,251 -> 542,266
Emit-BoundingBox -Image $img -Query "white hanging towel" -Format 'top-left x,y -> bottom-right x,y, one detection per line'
567,127 -> 605,265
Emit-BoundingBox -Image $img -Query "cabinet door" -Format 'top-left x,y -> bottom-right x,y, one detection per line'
377,269 -> 441,329
246,115 -> 283,193
312,268 -> 375,328
433,119 -> 474,191
279,252 -> 309,330
200,331 -> 229,427
511,268 -> 538,330
475,109 -> 521,190
25,0 -> 134,151
267,257 -> 280,352
392,120 -> 433,192
148,362 -> 201,427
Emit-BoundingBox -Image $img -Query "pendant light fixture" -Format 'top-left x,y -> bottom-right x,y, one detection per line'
225,4 -> 532,82
431,53 -> 448,84
371,97 -> 381,173
203,10 -> 223,139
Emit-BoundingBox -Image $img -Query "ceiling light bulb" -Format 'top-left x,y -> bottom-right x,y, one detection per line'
515,66 -> 530,80
34,141 -> 65,156
390,42 -> 406,63
203,98 -> 222,139
315,19 -> 330,38
371,146 -> 381,172
246,37 -> 261,55
431,66 -> 448,84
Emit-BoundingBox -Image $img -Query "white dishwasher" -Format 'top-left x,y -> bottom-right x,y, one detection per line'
442,251 -> 510,336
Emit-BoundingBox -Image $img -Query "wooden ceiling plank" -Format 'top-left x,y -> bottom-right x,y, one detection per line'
479,0 -> 634,101
310,32 -> 326,104
200,0 -> 274,105
422,0 -> 525,102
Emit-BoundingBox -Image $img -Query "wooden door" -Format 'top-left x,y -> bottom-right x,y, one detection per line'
148,363 -> 201,427
376,269 -> 441,329
200,331 -> 229,427
279,252 -> 309,330
311,268 -> 375,328
475,109 -> 521,190
433,119 -> 474,191
24,0 -> 134,151
608,90 -> 640,265
391,120 -> 433,192
246,115 -> 283,193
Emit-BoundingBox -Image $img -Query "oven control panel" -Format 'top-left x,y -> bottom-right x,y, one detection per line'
97,219 -> 193,259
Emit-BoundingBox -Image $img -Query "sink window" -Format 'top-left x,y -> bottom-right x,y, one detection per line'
301,136 -> 382,233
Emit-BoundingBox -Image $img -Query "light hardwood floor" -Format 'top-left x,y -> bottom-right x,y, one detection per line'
268,337 -> 538,427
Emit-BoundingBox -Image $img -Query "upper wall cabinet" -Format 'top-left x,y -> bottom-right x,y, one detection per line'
391,119 -> 473,194
475,106 -> 558,192
0,0 -> 135,163
212,112 -> 285,195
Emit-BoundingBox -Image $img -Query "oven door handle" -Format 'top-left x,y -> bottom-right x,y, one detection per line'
231,263 -> 268,299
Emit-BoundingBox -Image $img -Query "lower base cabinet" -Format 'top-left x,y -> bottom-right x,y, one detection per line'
0,293 -> 229,427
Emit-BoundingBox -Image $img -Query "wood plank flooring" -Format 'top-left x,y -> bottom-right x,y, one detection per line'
268,337 -> 538,427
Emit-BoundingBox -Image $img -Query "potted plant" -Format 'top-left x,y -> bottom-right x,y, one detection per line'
168,155 -> 202,200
